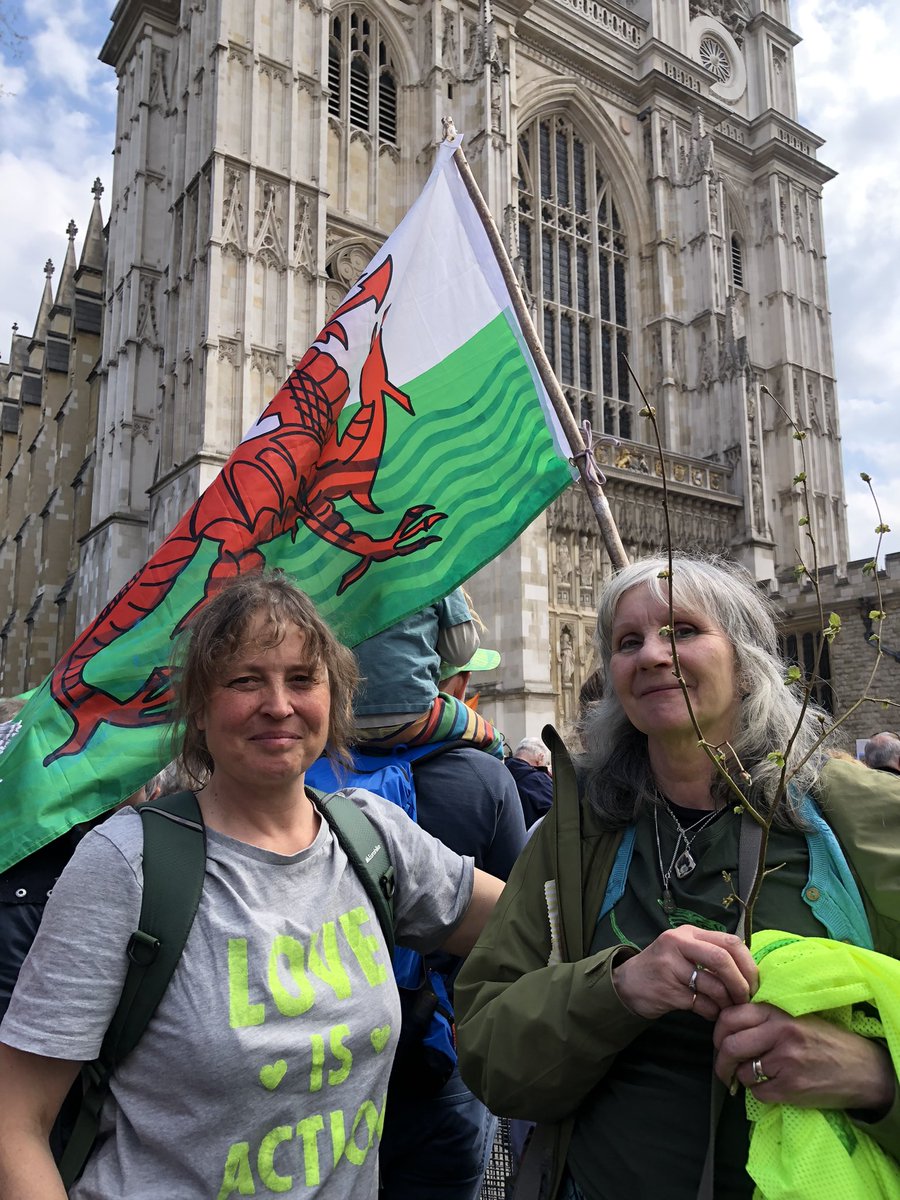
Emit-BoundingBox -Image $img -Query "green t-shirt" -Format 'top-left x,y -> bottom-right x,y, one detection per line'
567,801 -> 824,1200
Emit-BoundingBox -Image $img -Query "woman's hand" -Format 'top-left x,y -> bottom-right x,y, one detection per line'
714,1001 -> 896,1113
612,925 -> 758,1021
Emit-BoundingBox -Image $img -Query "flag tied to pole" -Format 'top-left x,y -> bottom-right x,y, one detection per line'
0,136 -> 574,871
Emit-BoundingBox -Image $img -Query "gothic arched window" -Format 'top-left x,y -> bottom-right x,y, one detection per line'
328,8 -> 398,146
517,116 -> 632,439
730,233 -> 744,289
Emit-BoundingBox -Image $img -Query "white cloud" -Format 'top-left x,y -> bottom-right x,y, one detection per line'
0,57 -> 27,97
0,151 -> 109,333
30,12 -> 110,98
0,2 -> 114,348
793,0 -> 900,562
838,397 -> 900,563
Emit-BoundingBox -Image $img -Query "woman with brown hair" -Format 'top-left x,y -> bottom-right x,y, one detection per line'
0,571 -> 502,1199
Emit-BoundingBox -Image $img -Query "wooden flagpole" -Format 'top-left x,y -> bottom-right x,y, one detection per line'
444,120 -> 629,570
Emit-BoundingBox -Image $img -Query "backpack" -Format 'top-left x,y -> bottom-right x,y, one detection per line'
305,744 -> 461,1097
58,787 -> 397,1189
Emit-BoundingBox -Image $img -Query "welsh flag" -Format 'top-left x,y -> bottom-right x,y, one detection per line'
0,136 -> 574,871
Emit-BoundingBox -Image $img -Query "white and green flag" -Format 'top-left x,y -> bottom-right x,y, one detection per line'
0,135 -> 575,870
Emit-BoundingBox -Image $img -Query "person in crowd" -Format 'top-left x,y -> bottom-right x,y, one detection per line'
353,586 -> 478,739
825,748 -> 866,767
456,554 -> 900,1199
505,737 -> 554,829
863,731 -> 900,775
0,572 -> 503,1198
438,646 -> 501,704
0,689 -> 174,1025
0,696 -> 55,1024
374,642 -> 526,1200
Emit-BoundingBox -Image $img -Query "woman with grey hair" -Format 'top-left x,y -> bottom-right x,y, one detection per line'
456,553 -> 900,1199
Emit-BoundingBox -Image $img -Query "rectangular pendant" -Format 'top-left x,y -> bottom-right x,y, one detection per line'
674,850 -> 696,880
662,889 -> 676,914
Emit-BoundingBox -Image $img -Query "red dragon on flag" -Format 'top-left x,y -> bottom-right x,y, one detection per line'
45,258 -> 446,764
1,134 -> 575,876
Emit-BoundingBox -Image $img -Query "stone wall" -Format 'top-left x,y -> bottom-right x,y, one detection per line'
770,554 -> 900,753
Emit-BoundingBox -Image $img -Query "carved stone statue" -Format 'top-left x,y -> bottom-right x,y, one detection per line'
560,627 -> 575,683
559,626 -> 576,720
750,447 -> 767,536
682,112 -> 714,187
555,536 -> 574,602
578,533 -> 595,606
824,383 -> 835,434
807,383 -> 821,432
689,0 -> 750,44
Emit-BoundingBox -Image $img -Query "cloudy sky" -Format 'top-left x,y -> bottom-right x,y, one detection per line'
0,0 -> 896,563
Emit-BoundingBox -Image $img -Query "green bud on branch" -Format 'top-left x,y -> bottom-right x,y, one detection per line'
822,612 -> 841,643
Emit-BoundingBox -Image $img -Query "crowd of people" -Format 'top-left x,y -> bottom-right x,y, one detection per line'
0,553 -> 897,1199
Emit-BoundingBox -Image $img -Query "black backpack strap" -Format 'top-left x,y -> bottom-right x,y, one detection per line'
59,791 -> 206,1188
310,786 -> 396,960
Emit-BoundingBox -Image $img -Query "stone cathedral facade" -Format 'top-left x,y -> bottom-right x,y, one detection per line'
3,0 -> 898,746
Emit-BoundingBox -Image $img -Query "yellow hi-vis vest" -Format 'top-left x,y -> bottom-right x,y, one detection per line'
746,930 -> 900,1199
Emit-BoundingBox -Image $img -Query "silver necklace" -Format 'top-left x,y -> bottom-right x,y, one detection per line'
653,800 -> 721,914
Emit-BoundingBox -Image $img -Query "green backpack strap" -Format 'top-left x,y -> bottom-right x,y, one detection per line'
310,786 -> 396,959
59,790 -> 206,1189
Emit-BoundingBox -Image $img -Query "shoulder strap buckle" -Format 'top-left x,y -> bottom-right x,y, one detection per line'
126,929 -> 160,967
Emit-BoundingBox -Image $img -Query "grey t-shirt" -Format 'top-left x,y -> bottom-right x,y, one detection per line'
1,791 -> 474,1199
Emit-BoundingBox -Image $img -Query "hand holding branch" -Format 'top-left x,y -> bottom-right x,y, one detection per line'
612,926 -> 758,1022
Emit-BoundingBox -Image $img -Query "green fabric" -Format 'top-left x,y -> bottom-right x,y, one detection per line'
597,803 -> 824,946
0,139 -> 574,876
746,930 -> 900,1200
816,760 -> 900,960
455,743 -> 900,1200
567,808 -> 824,1200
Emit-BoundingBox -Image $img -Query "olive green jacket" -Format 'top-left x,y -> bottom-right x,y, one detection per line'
455,734 -> 900,1199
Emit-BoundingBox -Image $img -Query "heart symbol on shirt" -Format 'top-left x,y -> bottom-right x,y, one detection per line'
259,1060 -> 287,1090
370,1025 -> 391,1053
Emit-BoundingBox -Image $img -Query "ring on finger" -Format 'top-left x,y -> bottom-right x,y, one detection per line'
752,1058 -> 769,1085
688,964 -> 705,993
